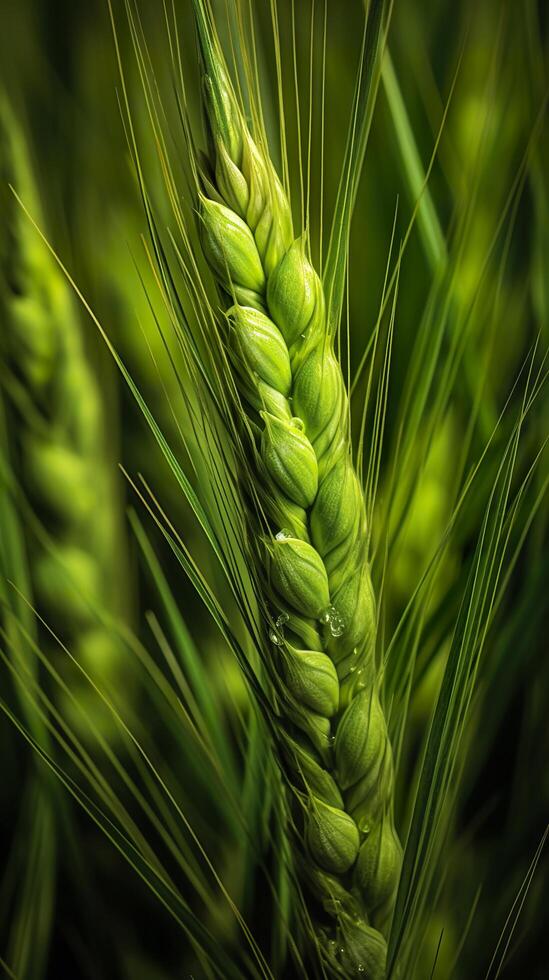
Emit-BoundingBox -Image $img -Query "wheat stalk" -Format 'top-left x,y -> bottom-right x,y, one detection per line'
192,7 -> 400,976
0,97 -> 125,729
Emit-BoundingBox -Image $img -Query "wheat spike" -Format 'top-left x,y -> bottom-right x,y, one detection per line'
192,7 -> 400,975
0,96 -> 125,733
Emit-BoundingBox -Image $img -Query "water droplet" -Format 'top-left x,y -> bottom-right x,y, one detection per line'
328,734 -> 336,746
358,817 -> 371,834
330,614 -> 346,637
276,528 -> 292,541
276,612 -> 289,628
358,965 -> 365,974
291,416 -> 305,431
319,604 -> 346,637
338,946 -> 346,957
269,629 -> 282,645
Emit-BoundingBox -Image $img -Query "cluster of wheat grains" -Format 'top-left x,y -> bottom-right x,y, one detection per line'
0,96 -> 126,736
179,7 -> 401,976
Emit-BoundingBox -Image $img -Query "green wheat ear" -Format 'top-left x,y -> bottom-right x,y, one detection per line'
192,5 -> 401,975
0,96 -> 127,738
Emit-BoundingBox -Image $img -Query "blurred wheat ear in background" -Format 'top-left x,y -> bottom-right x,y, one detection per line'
0,0 -> 548,978
0,98 -> 130,731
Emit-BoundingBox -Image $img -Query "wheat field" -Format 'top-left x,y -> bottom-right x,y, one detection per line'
0,1 -> 547,978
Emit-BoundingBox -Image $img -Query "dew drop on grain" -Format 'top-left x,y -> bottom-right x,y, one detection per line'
276,528 -> 292,540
